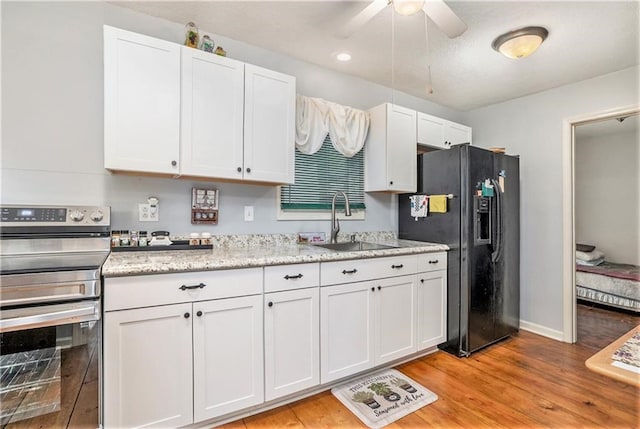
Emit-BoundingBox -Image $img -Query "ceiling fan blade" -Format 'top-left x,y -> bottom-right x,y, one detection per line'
339,0 -> 389,39
422,0 -> 467,38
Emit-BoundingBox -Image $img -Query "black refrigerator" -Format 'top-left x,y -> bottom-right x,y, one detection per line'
399,144 -> 520,357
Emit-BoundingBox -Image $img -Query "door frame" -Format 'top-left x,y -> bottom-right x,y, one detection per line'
561,104 -> 639,343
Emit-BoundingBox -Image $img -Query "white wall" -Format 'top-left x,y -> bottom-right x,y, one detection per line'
575,128 -> 639,265
1,1 -> 464,235
466,66 -> 640,335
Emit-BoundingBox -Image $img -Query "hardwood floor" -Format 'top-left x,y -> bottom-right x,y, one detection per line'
220,304 -> 639,428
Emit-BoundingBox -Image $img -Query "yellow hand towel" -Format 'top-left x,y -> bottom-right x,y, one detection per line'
429,195 -> 448,213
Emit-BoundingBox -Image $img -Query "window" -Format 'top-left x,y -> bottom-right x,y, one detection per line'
279,135 -> 365,219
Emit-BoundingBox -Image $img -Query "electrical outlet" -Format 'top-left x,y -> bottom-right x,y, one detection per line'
244,206 -> 254,222
139,203 -> 159,222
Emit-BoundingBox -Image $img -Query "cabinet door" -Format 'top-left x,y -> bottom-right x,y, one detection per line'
243,64 -> 296,184
416,270 -> 447,350
181,48 -> 244,179
386,104 -> 417,192
104,304 -> 193,428
104,26 -> 180,174
264,288 -> 320,401
320,281 -> 374,383
374,275 -> 417,365
445,121 -> 472,146
193,295 -> 264,421
417,112 -> 447,149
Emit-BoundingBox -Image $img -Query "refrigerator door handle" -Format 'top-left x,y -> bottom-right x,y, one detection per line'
491,178 -> 503,262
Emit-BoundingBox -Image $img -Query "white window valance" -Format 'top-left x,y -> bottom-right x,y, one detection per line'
295,95 -> 370,158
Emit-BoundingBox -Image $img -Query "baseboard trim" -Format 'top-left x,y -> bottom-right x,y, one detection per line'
520,320 -> 566,342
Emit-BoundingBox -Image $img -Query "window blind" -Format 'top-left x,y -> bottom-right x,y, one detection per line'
281,135 -> 365,210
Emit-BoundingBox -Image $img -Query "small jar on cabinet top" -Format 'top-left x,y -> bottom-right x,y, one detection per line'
201,232 -> 212,245
130,230 -> 139,247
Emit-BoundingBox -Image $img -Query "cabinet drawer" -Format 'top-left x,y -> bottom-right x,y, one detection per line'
104,268 -> 263,311
417,252 -> 447,273
264,263 -> 320,292
320,255 -> 417,286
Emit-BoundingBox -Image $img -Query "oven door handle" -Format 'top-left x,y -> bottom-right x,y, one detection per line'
0,301 -> 100,333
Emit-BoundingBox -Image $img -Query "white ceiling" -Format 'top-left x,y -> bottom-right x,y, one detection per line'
114,1 -> 639,111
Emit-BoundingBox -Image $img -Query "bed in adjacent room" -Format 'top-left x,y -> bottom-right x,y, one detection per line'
575,247 -> 640,313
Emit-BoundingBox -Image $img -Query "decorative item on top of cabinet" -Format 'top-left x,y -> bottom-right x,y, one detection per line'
364,103 -> 417,193
417,112 -> 472,149
184,22 -> 199,48
200,34 -> 215,52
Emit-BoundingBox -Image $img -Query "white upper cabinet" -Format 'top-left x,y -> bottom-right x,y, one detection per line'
243,64 -> 296,184
417,112 -> 472,149
180,48 -> 245,179
365,103 -> 417,193
104,26 -> 295,184
104,25 -> 181,174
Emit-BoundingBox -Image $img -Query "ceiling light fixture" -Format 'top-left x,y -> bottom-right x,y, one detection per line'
335,52 -> 352,62
492,26 -> 549,59
392,0 -> 425,16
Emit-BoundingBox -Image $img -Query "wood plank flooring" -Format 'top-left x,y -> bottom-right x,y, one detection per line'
220,304 -> 639,428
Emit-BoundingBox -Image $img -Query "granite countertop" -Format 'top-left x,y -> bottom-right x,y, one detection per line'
102,233 -> 448,278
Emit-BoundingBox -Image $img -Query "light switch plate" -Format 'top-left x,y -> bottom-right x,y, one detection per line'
139,203 -> 159,222
244,206 -> 254,222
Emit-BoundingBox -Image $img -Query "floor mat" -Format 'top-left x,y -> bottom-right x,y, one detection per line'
331,368 -> 437,429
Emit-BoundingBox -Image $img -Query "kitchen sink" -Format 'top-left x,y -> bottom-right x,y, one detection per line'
312,241 -> 397,252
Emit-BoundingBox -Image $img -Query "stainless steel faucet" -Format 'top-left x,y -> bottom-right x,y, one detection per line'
330,191 -> 352,243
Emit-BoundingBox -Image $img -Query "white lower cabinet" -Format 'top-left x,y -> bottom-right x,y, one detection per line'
103,269 -> 263,428
264,287 -> 319,401
416,252 -> 448,350
193,295 -> 264,422
103,253 -> 446,426
416,270 -> 447,350
104,304 -> 193,429
374,275 -> 417,364
320,273 -> 418,383
320,281 -> 375,383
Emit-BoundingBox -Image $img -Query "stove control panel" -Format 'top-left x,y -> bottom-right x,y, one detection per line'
0,205 -> 110,227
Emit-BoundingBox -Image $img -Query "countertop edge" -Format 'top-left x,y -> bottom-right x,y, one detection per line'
102,241 -> 449,278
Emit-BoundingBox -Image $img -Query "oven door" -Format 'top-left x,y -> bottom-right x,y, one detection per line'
0,301 -> 100,428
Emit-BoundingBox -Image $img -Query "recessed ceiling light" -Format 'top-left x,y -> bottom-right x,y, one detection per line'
335,52 -> 352,62
492,26 -> 549,59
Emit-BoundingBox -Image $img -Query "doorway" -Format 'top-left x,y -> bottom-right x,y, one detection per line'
573,114 -> 639,345
562,104 -> 639,343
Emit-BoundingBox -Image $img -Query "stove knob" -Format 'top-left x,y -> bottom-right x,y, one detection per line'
90,210 -> 104,222
69,210 -> 85,222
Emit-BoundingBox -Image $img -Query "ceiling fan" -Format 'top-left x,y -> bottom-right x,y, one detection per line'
341,0 -> 467,39
340,0 -> 467,95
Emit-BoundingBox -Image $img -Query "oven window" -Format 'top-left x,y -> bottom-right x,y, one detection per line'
0,321 -> 99,427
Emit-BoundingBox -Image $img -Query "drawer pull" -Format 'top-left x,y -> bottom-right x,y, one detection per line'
378,286 -> 382,290
196,311 -> 203,317
179,283 -> 206,291
284,273 -> 304,280
371,287 -> 375,292
342,269 -> 358,275
428,260 -> 439,264
391,264 -> 404,269
184,312 -> 190,319
420,279 -> 425,283
268,302 -> 274,307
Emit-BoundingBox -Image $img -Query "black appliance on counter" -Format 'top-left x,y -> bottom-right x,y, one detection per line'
399,144 -> 520,357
